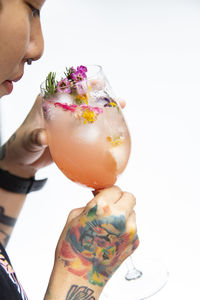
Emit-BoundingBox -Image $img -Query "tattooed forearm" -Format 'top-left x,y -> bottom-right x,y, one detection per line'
66,285 -> 95,300
0,207 -> 16,227
0,229 -> 10,247
0,133 -> 16,161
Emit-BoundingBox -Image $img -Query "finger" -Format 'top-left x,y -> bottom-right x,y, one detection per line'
67,207 -> 85,223
115,192 -> 136,217
94,185 -> 122,205
117,98 -> 126,109
126,211 -> 138,244
126,210 -> 137,230
30,128 -> 48,148
87,186 -> 122,213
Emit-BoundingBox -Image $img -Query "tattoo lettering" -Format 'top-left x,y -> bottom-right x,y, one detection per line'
0,133 -> 16,160
59,205 -> 139,287
66,285 -> 95,300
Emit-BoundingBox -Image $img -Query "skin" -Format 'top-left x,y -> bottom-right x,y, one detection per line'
0,0 -> 44,98
45,187 -> 139,300
0,1 -> 138,299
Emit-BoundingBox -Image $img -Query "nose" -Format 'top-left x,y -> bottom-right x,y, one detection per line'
25,19 -> 44,62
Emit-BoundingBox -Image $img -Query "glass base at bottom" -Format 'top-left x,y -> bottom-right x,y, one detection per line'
100,258 -> 169,300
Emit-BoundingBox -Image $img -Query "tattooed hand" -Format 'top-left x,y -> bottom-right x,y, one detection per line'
0,95 -> 52,178
56,186 -> 139,289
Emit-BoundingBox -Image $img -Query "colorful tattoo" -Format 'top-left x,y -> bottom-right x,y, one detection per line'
66,285 -> 95,300
59,205 -> 139,287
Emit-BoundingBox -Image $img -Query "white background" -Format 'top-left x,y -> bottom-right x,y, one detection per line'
1,0 -> 200,299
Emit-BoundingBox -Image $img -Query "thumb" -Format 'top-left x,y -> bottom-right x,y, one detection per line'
30,128 -> 48,148
67,207 -> 85,223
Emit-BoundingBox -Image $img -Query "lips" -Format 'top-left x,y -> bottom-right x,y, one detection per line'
12,74 -> 23,82
2,73 -> 23,95
2,80 -> 13,95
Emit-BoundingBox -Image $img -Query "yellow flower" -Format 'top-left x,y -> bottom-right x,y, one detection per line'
82,110 -> 97,124
76,94 -> 88,105
107,136 -> 123,146
110,102 -> 117,107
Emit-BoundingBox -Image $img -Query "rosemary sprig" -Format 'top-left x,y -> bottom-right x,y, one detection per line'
44,72 -> 57,98
64,67 -> 75,80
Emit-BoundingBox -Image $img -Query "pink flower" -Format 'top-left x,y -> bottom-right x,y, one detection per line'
57,78 -> 71,94
80,105 -> 103,115
54,102 -> 77,112
77,65 -> 88,73
71,70 -> 87,82
70,66 -> 88,82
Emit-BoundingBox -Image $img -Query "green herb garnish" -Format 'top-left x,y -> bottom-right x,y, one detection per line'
44,72 -> 57,98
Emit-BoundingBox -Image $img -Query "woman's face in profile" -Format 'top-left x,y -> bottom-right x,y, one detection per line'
0,0 -> 45,98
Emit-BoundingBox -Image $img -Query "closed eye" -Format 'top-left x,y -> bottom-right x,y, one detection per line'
27,3 -> 40,17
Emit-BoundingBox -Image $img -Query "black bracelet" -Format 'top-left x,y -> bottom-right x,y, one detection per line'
0,168 -> 47,194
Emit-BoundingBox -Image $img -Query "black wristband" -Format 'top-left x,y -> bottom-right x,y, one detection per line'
0,168 -> 47,194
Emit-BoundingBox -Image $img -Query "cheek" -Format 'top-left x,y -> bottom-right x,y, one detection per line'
8,19 -> 30,63
0,12 -> 30,80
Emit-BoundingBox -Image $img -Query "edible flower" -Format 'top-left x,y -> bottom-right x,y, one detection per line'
80,105 -> 103,115
43,65 -> 88,99
70,66 -> 88,82
54,102 -> 77,112
57,78 -> 71,94
81,106 -> 103,124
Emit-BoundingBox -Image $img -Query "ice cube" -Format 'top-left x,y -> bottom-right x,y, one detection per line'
74,123 -> 100,143
109,144 -> 127,172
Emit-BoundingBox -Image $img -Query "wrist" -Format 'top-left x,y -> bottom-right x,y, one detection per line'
0,161 -> 36,178
0,142 -> 36,178
45,262 -> 103,300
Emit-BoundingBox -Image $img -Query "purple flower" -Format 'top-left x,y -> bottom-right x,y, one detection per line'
77,65 -> 88,73
57,78 -> 71,94
71,70 -> 87,82
70,65 -> 88,82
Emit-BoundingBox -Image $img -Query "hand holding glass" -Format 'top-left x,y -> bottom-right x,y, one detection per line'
41,65 -> 168,300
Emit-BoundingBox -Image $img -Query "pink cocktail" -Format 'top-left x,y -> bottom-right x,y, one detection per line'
41,65 -> 131,189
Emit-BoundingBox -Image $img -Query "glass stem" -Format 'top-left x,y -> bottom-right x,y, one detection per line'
125,255 -> 143,281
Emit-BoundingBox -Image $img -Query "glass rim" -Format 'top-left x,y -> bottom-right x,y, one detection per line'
40,64 -> 103,96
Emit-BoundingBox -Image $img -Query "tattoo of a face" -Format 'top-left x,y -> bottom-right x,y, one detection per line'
66,285 -> 95,300
59,205 -> 139,287
0,133 -> 16,161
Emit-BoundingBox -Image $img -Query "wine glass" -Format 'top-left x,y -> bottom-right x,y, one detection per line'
41,65 -> 168,300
